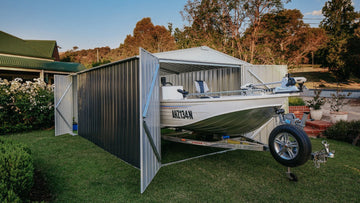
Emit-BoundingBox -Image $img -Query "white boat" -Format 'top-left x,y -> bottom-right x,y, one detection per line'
160,76 -> 305,136
159,76 -> 336,171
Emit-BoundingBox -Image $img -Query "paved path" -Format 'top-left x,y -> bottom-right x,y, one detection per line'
301,89 -> 360,99
301,96 -> 360,122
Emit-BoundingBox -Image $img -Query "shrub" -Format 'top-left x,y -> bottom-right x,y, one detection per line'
305,89 -> 325,110
328,88 -> 352,112
0,138 -> 34,201
0,78 -> 54,134
289,97 -> 305,106
324,120 -> 360,146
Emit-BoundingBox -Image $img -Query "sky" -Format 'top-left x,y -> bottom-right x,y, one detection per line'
1,0 -> 359,52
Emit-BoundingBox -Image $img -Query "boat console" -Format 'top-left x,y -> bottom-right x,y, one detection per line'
274,75 -> 306,93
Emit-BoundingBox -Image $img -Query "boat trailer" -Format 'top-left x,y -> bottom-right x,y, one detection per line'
162,108 -> 335,181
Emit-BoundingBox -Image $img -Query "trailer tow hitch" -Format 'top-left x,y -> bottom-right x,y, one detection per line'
311,140 -> 335,168
286,140 -> 335,181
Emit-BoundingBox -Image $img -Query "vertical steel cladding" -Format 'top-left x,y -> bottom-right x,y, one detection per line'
163,67 -> 242,94
54,75 -> 74,136
139,48 -> 161,193
77,58 -> 141,168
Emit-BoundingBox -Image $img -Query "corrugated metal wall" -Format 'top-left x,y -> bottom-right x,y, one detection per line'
77,58 -> 141,168
242,65 -> 287,87
72,75 -> 78,123
242,65 -> 288,144
54,75 -> 74,136
163,67 -> 242,93
139,48 -> 161,193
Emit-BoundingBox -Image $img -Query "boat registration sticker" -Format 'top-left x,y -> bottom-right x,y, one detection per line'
172,110 -> 193,119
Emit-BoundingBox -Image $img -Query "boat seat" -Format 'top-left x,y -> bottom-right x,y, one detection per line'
195,80 -> 210,94
194,80 -> 219,98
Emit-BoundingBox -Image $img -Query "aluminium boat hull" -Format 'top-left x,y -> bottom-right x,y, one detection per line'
160,94 -> 290,135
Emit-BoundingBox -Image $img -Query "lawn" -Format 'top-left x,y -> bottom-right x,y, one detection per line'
289,65 -> 360,89
3,129 -> 360,202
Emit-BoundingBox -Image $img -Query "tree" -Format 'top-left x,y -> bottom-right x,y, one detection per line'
177,0 -> 289,62
176,0 -> 233,51
321,0 -> 357,38
345,25 -> 360,78
120,18 -> 177,57
320,0 -> 358,80
242,9 -> 328,65
243,0 -> 288,63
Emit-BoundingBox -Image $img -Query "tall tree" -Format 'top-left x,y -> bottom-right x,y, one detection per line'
321,0 -> 357,38
243,0 -> 288,63
177,0 -> 233,51
120,18 -> 177,57
244,9 -> 328,65
319,0 -> 358,80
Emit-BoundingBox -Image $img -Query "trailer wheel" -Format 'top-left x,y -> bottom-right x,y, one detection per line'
269,124 -> 312,167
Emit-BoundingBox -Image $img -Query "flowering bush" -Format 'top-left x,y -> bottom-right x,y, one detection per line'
0,78 -> 54,134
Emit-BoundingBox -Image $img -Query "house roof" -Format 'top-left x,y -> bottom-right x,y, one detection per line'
0,55 -> 85,72
0,31 -> 56,59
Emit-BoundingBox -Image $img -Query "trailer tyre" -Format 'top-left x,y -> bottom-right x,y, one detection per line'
269,124 -> 312,167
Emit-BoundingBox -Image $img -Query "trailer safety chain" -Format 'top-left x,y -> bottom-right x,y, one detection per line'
311,140 -> 335,168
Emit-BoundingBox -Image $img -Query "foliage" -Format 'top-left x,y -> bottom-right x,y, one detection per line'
91,59 -> 111,67
249,9 -> 328,65
120,17 -> 177,57
345,26 -> 360,78
319,0 -> 359,81
0,78 -> 54,134
324,120 -> 360,146
305,89 -> 325,110
0,138 -> 34,201
288,97 -> 305,106
60,46 -> 117,69
328,88 -> 352,112
321,0 -> 357,38
177,1 -> 327,66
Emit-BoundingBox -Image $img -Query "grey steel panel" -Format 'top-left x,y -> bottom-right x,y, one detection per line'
54,75 -> 73,136
241,65 -> 287,87
162,67 -> 242,94
77,58 -> 141,168
72,75 -> 78,123
140,48 -> 161,193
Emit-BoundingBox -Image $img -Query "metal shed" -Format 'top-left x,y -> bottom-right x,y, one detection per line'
54,47 -> 287,193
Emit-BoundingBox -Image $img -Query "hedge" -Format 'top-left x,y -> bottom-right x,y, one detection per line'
0,138 -> 34,202
324,120 -> 360,146
0,78 -> 54,134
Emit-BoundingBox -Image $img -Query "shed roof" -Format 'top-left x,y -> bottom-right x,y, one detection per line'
0,55 -> 85,72
154,46 -> 250,66
0,31 -> 56,59
154,46 -> 251,75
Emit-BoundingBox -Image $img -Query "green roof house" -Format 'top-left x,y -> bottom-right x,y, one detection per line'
0,31 -> 85,83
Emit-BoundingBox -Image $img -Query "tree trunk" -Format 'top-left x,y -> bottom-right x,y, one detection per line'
352,134 -> 360,146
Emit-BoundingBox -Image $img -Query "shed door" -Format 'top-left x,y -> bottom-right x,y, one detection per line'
54,75 -> 75,136
140,48 -> 161,193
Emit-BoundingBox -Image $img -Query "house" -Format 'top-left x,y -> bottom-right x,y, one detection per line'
0,31 -> 85,83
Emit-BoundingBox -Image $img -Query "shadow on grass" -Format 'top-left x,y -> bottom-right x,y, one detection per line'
291,71 -> 338,83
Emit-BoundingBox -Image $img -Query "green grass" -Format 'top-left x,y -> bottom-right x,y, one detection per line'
291,71 -> 339,83
3,130 -> 360,202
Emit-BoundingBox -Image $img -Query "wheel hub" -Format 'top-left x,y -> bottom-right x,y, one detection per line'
274,132 -> 299,160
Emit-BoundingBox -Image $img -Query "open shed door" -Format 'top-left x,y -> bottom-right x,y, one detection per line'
140,48 -> 161,193
54,75 -> 75,136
